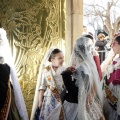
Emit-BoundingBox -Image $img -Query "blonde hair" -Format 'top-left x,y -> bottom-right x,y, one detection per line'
97,33 -> 105,39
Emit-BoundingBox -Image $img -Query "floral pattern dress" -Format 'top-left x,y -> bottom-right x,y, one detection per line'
38,66 -> 65,120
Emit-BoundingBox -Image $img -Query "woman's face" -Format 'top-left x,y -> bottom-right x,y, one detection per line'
99,37 -> 104,41
111,40 -> 120,54
51,52 -> 64,67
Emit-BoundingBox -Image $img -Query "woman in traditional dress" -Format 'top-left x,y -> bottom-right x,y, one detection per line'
62,36 -> 105,120
102,35 -> 120,120
31,48 -> 66,120
61,34 -> 103,120
0,57 -> 22,120
0,28 -> 28,120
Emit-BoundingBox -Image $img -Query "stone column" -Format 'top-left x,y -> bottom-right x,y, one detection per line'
66,0 -> 83,65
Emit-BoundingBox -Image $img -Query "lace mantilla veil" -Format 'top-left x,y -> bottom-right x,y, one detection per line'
70,36 -> 104,120
0,28 -> 28,120
30,48 -> 56,120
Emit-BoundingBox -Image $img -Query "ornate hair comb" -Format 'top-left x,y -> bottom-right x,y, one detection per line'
114,33 -> 120,38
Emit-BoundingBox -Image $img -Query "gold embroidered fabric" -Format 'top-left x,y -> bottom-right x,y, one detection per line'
0,80 -> 11,120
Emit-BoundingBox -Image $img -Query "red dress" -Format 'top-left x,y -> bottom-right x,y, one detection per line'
103,58 -> 120,120
107,61 -> 120,85
93,56 -> 102,80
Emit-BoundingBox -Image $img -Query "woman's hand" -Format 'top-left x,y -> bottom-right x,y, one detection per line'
66,66 -> 76,73
38,89 -> 44,109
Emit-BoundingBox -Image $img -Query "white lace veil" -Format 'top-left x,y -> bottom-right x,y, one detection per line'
70,36 -> 103,120
0,28 -> 28,120
101,49 -> 115,76
30,48 -> 56,120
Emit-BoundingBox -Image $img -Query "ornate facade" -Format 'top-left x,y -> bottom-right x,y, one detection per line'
0,0 -> 83,117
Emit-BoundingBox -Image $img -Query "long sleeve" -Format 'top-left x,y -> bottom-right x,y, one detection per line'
95,40 -> 107,47
39,72 -> 46,90
0,64 -> 10,111
61,70 -> 78,96
61,70 -> 78,103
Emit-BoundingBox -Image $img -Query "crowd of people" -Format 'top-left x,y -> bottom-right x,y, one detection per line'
0,26 -> 120,120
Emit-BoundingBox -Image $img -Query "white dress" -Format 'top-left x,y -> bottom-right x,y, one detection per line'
75,62 -> 104,120
63,101 -> 78,120
39,65 -> 65,120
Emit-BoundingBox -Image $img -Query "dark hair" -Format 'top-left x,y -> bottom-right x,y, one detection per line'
85,34 -> 93,40
115,36 -> 120,45
48,48 -> 62,62
88,32 -> 93,36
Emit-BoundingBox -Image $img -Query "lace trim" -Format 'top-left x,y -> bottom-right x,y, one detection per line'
105,58 -> 120,79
